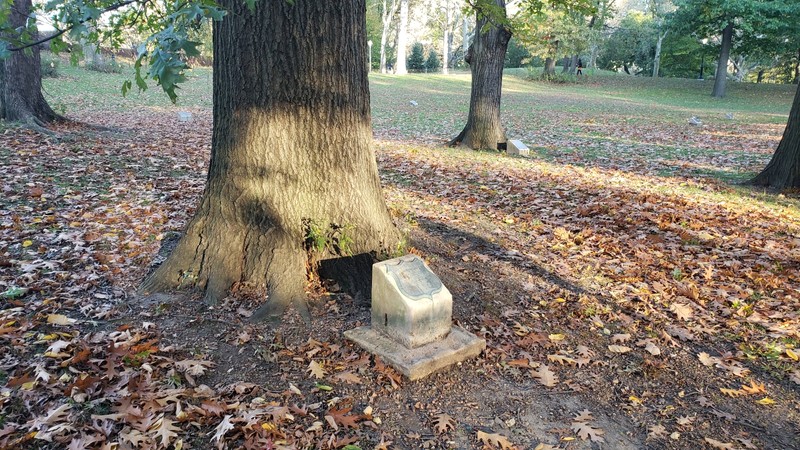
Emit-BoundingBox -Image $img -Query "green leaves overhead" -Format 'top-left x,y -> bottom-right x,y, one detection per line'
2,0 -> 226,102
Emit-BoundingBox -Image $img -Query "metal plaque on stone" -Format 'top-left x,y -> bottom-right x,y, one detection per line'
385,257 -> 443,301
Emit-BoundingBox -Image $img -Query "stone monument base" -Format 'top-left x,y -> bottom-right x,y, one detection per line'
345,325 -> 485,381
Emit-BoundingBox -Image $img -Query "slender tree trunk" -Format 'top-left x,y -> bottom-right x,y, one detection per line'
449,0 -> 511,150
749,84 -> 800,189
757,69 -> 765,83
794,48 -> 799,84
623,64 -> 631,75
442,0 -> 450,75
561,56 -> 570,73
543,40 -> 558,77
652,30 -> 667,78
544,57 -> 555,77
395,0 -> 409,74
379,0 -> 398,74
712,21 -> 734,98
141,0 -> 400,318
568,54 -> 578,74
1,0 -> 61,125
462,15 -> 470,61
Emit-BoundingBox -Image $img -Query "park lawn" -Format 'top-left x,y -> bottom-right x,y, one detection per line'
0,63 -> 797,449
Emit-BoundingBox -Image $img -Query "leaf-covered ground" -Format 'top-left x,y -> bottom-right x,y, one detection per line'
1,65 -> 799,449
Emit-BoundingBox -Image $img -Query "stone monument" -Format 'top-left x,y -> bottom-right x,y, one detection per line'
344,255 -> 485,380
507,139 -> 530,157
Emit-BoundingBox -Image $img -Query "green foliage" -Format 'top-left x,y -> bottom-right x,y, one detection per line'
598,11 -> 657,75
0,0 -> 226,102
504,37 -> 531,68
86,58 -> 124,74
425,50 -> 441,71
303,220 -> 356,257
407,42 -> 425,72
40,53 -> 60,78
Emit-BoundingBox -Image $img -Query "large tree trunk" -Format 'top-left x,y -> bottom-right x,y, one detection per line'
141,0 -> 400,319
1,0 -> 61,125
449,0 -> 511,150
568,54 -> 578,75
395,0 -> 409,74
748,84 -> 800,189
712,21 -> 733,98
561,56 -> 570,73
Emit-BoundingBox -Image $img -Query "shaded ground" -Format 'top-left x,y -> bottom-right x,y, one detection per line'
0,68 -> 799,449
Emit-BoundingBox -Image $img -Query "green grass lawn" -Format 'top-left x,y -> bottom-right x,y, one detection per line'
43,59 -> 795,190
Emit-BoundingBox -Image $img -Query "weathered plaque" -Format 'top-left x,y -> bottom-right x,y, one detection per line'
370,255 -> 452,349
385,257 -> 443,301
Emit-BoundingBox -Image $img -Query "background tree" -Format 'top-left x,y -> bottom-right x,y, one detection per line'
449,0 -> 512,150
395,0 -> 409,74
375,0 -> 400,74
407,42 -> 425,71
450,0 -> 594,150
0,0 -> 61,125
668,0 -> 791,97
598,11 -> 657,75
426,48 -> 441,71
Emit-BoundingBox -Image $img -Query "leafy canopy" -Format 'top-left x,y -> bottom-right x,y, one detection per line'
0,0 -> 226,102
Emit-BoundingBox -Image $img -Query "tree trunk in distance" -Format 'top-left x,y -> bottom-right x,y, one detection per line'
561,56 -> 570,73
462,16 -> 470,59
1,0 -> 61,124
395,0 -> 409,74
794,48 -> 799,84
748,83 -> 800,189
449,0 -> 511,150
652,30 -> 666,78
442,0 -> 450,75
140,0 -> 401,319
379,0 -> 398,74
568,54 -> 578,74
543,57 -> 555,77
712,21 -> 733,98
757,69 -> 765,83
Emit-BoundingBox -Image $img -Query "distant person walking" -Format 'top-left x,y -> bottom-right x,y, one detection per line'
576,59 -> 583,76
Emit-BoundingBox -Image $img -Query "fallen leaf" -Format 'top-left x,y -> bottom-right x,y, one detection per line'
608,345 -> 632,354
703,437 -> 736,449
47,314 -> 76,325
530,364 -> 559,387
308,360 -> 326,379
432,413 -> 456,434
477,430 -> 515,449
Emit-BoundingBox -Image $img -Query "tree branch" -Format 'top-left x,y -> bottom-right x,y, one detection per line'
8,0 -> 143,52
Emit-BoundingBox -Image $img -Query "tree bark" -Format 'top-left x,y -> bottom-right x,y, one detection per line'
379,0 -> 398,74
568,54 -> 578,75
544,57 -> 555,77
395,0 -> 409,74
442,0 -> 450,75
449,0 -> 511,150
757,69 -> 765,83
712,21 -> 733,98
1,0 -> 61,125
794,48 -> 799,84
748,84 -> 800,189
652,30 -> 667,78
561,56 -> 570,73
141,0 -> 400,318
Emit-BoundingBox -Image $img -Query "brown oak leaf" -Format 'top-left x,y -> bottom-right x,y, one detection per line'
477,430 -> 515,449
432,413 -> 456,433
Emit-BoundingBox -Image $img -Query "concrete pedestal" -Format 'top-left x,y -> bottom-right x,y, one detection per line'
345,325 -> 485,380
